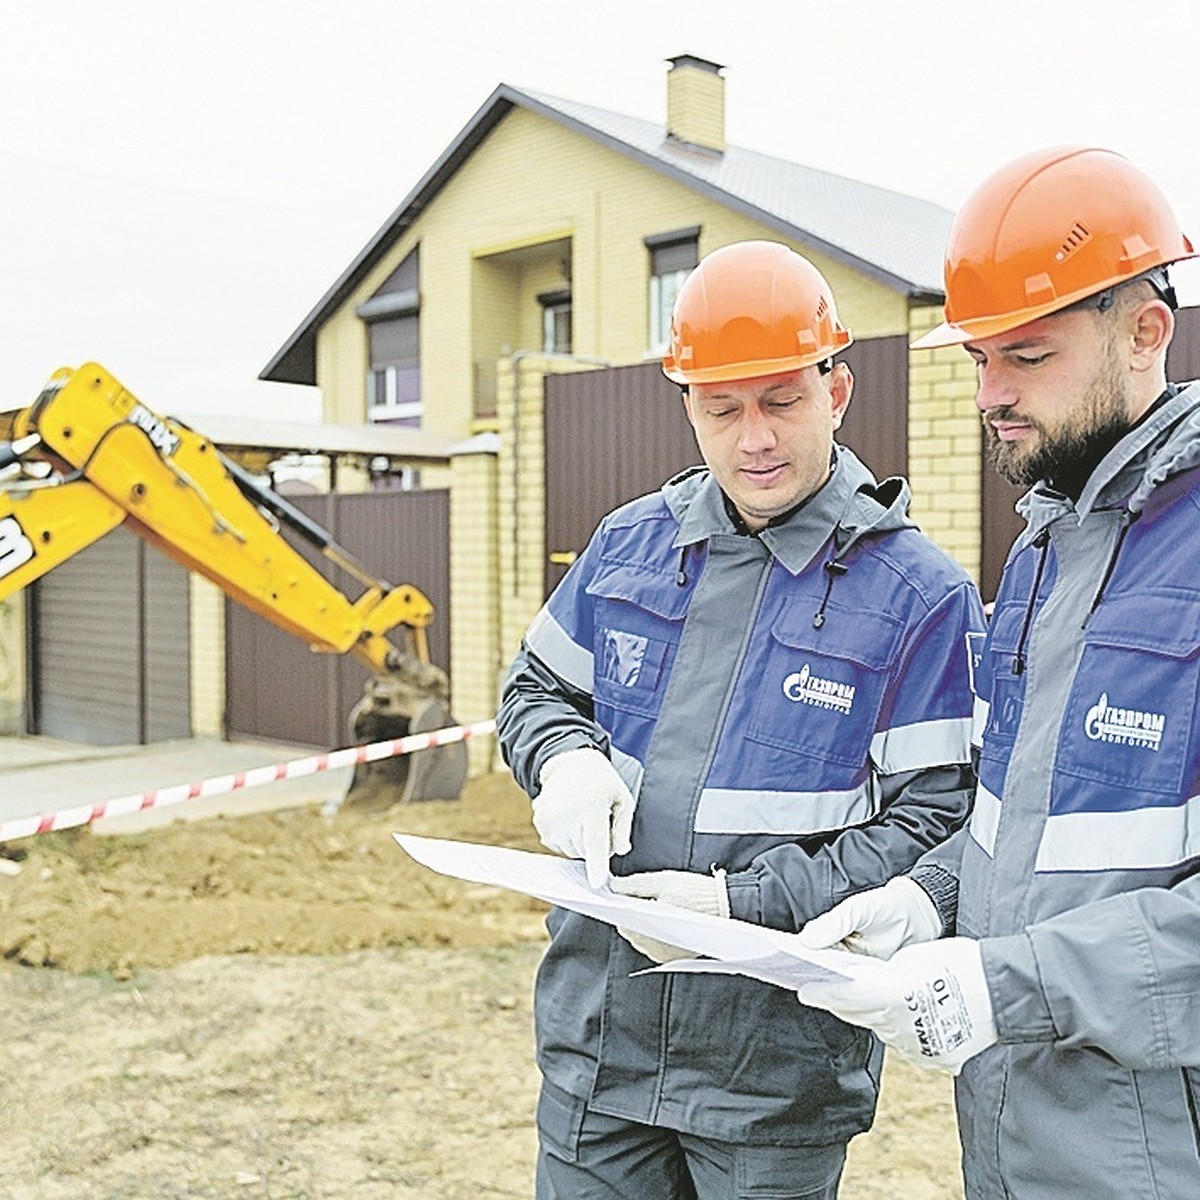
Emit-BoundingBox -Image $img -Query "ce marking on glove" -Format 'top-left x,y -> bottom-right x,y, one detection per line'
907,975 -> 972,1059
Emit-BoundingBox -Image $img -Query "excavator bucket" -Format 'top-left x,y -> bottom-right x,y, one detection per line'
342,660 -> 469,811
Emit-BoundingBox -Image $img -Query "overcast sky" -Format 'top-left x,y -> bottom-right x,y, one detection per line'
7,0 -> 1200,423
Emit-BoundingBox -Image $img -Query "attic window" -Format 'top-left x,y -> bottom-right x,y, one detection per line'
646,227 -> 699,355
360,248 -> 422,427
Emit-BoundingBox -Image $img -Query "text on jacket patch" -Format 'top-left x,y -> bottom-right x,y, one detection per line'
782,664 -> 855,714
1084,691 -> 1165,751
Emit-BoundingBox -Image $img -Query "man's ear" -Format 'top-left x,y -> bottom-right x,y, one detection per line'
1129,300 -> 1174,373
681,387 -> 697,427
828,362 -> 853,430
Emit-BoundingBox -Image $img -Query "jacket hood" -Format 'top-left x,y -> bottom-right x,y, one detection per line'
661,444 -> 916,576
1019,379 -> 1200,535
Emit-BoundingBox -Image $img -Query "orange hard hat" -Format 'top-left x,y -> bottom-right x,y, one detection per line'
914,146 -> 1196,350
662,241 -> 852,384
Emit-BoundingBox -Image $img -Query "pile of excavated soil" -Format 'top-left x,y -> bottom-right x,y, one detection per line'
0,770 -> 963,1198
0,771 -> 547,974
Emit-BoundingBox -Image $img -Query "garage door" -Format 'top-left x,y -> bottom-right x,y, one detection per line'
32,526 -> 191,744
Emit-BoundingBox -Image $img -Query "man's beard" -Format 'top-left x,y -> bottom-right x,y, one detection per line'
983,345 -> 1133,495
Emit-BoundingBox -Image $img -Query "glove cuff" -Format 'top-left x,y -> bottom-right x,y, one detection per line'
908,865 -> 956,936
538,745 -> 604,787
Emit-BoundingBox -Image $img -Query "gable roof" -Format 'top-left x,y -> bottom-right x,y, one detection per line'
262,83 -> 952,385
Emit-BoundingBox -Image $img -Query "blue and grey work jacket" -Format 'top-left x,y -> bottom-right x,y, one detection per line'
498,446 -> 983,1146
916,382 -> 1200,1199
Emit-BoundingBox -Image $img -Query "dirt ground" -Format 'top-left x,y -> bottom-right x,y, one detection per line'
0,770 -> 963,1198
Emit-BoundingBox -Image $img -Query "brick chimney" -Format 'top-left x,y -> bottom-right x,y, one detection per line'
666,54 -> 725,154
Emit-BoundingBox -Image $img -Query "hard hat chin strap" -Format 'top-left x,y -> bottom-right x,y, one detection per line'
1144,264 -> 1179,310
1085,265 -> 1178,317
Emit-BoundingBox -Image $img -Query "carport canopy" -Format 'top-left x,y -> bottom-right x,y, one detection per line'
170,412 -> 460,478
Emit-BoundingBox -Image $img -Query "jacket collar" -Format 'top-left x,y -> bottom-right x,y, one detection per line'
1019,380 -> 1200,534
664,445 -> 915,576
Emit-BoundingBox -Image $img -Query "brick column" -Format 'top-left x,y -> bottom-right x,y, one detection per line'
908,306 -> 983,583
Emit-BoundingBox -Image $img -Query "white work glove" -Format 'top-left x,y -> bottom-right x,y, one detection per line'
610,869 -> 730,963
533,747 -> 635,887
797,937 -> 998,1075
797,877 -> 943,960
614,928 -> 697,964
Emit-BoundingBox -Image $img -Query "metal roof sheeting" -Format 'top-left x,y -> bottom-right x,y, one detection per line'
519,88 -> 951,297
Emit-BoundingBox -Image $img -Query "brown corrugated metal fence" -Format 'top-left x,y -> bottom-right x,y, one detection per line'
225,489 -> 450,748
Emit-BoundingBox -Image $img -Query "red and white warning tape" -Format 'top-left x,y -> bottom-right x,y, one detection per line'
0,718 -> 496,843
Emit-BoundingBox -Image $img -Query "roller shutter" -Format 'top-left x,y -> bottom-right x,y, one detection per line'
32,527 -> 190,744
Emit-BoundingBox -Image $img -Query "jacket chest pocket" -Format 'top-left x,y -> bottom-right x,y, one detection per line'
978,604 -> 1031,740
976,602 -> 1031,790
746,602 -> 903,769
1057,593 -> 1200,797
585,562 -> 689,719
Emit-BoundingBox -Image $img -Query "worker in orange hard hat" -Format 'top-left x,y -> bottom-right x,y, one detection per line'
661,241 -> 856,532
913,146 -> 1193,349
498,239 -> 985,1198
798,148 -> 1200,1200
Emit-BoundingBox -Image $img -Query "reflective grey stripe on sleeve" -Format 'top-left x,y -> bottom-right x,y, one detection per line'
524,606 -> 594,693
971,696 -> 989,749
1035,792 -> 1200,872
869,716 -> 972,774
969,783 -> 1001,856
694,782 -> 874,835
609,743 -> 645,801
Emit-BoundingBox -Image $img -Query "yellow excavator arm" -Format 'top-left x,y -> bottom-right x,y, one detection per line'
0,363 -> 466,808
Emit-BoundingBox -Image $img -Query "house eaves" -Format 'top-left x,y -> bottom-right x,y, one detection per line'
261,84 -> 950,387
260,84 -> 524,386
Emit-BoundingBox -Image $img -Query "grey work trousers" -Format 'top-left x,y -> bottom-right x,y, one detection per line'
535,1081 -> 846,1199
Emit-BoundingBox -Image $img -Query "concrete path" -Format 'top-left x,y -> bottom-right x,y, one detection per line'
0,735 -> 351,837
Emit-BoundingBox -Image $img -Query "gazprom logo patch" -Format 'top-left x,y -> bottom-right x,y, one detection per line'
1084,691 -> 1164,751
782,663 -> 855,714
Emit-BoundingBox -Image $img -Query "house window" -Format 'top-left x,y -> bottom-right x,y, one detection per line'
366,327 -> 421,425
359,248 -> 422,426
539,288 -> 572,354
646,227 -> 699,355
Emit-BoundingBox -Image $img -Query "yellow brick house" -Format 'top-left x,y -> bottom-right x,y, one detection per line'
262,54 -> 982,774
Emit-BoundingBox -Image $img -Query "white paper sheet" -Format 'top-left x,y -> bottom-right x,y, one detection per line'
392,833 -> 871,987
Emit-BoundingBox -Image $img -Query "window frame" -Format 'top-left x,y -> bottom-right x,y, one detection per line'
645,227 -> 700,356
538,287 -> 573,355
359,248 -> 423,426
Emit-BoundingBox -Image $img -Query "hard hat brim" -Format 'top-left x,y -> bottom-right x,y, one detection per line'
663,333 -> 853,385
911,302 -> 1091,351
911,252 -> 1200,351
